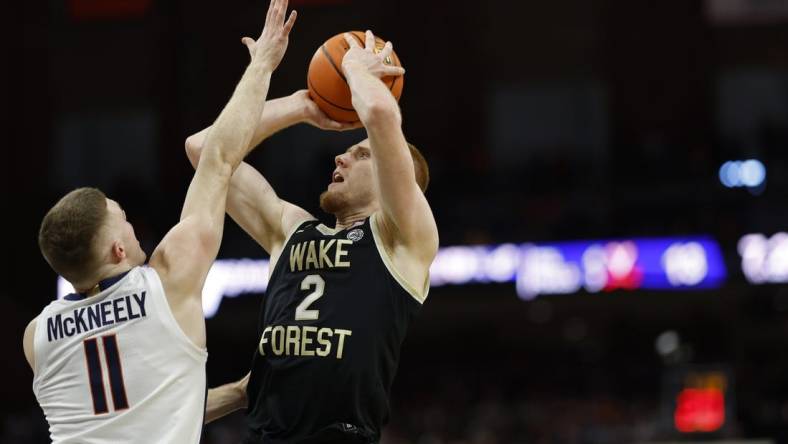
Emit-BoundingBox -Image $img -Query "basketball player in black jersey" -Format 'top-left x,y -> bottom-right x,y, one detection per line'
185,30 -> 438,444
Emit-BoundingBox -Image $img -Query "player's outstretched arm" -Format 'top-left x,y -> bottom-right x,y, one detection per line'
341,31 -> 438,263
149,0 -> 297,347
184,91 -> 356,254
205,373 -> 249,424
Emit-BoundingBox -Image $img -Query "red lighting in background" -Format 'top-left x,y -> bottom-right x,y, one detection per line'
68,0 -> 152,21
602,241 -> 644,291
674,388 -> 725,433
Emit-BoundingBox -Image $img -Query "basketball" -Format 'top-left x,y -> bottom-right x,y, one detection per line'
307,31 -> 404,123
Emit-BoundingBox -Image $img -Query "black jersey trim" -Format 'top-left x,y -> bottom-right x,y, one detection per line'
64,269 -> 132,301
369,213 -> 429,304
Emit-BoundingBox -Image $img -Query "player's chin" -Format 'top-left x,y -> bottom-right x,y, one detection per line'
319,189 -> 333,205
319,189 -> 346,214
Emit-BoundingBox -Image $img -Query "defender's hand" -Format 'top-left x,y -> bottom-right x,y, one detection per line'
291,90 -> 361,131
241,0 -> 297,71
341,30 -> 405,79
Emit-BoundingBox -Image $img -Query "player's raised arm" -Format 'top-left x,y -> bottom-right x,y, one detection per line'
341,31 -> 438,262
149,0 -> 297,346
184,91 -> 356,255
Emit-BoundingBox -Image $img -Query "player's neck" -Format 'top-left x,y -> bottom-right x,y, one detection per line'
74,262 -> 134,295
333,202 -> 378,230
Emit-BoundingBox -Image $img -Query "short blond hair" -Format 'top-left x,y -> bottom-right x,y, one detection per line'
39,187 -> 108,282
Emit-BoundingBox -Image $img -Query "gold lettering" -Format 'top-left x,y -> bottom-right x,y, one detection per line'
271,326 -> 285,355
286,326 -> 300,356
301,326 -> 317,356
305,241 -> 319,270
289,243 -> 306,272
335,239 -> 352,267
319,239 -> 335,268
316,328 -> 333,357
334,328 -> 352,359
259,325 -> 352,359
258,326 -> 272,356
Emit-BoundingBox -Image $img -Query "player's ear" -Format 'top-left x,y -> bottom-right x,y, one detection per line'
111,241 -> 126,262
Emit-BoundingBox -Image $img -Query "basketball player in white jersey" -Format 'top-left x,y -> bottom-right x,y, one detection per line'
22,1 -> 297,442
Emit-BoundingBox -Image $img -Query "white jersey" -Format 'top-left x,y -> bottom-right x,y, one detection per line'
32,266 -> 208,444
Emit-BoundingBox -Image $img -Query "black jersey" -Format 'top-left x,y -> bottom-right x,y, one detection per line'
244,214 -> 425,443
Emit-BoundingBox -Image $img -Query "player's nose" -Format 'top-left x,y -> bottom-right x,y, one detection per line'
335,154 -> 347,167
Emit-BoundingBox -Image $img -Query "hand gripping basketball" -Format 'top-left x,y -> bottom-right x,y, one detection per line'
341,30 -> 406,79
307,30 -> 405,123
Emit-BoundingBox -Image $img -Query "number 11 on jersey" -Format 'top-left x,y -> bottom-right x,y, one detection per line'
83,334 -> 129,415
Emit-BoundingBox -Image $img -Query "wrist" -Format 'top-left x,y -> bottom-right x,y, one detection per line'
257,95 -> 303,136
281,91 -> 316,125
234,384 -> 248,408
249,54 -> 276,75
288,92 -> 311,124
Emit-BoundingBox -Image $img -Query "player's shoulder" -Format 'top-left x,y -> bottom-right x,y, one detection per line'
150,215 -> 207,261
23,317 -> 38,370
281,204 -> 317,237
35,292 -> 72,317
370,211 -> 437,255
24,317 -> 37,339
370,212 -> 431,304
267,215 -> 319,272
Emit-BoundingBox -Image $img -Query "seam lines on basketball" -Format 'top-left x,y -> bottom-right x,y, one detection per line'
320,44 -> 348,84
313,33 -> 399,113
350,32 -> 365,47
307,77 -> 356,114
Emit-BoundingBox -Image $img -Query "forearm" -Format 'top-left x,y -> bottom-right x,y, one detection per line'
205,380 -> 248,424
201,57 -> 275,169
343,60 -> 410,192
343,61 -> 401,127
186,95 -> 305,167
252,94 -> 307,142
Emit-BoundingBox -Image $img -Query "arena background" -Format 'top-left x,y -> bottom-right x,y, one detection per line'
6,0 -> 788,442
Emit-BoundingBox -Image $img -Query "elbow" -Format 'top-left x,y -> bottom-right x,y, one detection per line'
184,136 -> 202,168
197,142 -> 236,180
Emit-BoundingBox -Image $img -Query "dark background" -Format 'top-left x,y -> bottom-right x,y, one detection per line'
6,0 -> 788,442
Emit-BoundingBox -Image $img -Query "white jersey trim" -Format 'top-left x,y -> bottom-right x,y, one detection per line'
370,213 -> 429,304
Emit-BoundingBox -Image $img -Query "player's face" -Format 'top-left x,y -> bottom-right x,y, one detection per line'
105,199 -> 147,266
320,139 -> 376,214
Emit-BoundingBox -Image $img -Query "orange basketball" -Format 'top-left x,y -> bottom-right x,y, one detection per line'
307,31 -> 404,123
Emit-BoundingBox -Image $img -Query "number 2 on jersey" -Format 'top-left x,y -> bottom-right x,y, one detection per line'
295,274 -> 325,321
83,334 -> 129,414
